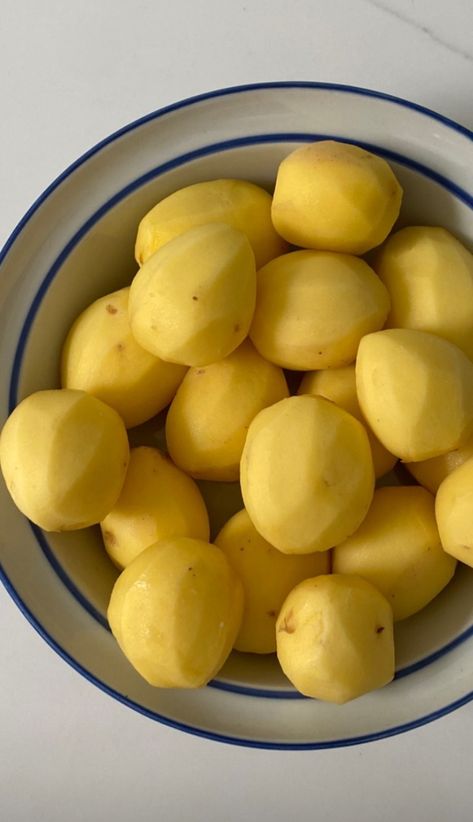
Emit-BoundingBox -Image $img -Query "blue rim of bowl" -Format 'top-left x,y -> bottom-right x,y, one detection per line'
0,81 -> 472,748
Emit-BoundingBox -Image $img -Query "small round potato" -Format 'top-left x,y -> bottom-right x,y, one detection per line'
129,223 -> 257,367
0,389 -> 129,531
375,227 -> 473,360
215,509 -> 330,654
298,366 -> 397,479
250,250 -> 390,370
240,395 -> 374,554
276,574 -> 394,703
333,487 -> 456,621
405,436 -> 473,494
436,457 -> 473,568
356,329 -> 473,462
271,140 -> 402,254
165,340 -> 289,481
61,287 -> 187,428
135,178 -> 288,269
101,446 -> 209,568
108,536 -> 244,687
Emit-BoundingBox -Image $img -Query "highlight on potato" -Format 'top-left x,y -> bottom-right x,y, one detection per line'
2,137 -> 470,705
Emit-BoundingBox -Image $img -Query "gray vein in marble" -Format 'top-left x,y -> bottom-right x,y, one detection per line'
363,0 -> 473,63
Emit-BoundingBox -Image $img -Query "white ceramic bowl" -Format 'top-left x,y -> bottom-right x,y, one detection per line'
1,83 -> 473,749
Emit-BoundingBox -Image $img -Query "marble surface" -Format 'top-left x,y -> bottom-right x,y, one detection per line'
0,1 -> 472,820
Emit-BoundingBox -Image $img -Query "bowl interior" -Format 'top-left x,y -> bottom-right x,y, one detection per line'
12,139 -> 473,694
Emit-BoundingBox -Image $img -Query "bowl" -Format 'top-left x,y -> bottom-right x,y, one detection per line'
1,82 -> 473,749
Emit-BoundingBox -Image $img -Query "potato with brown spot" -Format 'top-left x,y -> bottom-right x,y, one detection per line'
108,536 -> 244,687
276,575 -> 394,703
61,287 -> 186,428
215,509 -> 329,653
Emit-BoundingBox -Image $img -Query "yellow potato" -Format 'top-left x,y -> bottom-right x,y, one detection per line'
333,487 -> 456,621
405,435 -> 473,494
276,574 -> 394,703
375,227 -> 473,360
108,536 -> 244,687
250,250 -> 390,370
271,140 -> 402,254
0,389 -> 128,531
298,366 -> 397,478
215,509 -> 330,654
356,329 -> 473,462
436,457 -> 473,568
165,340 -> 289,481
101,446 -> 209,569
129,223 -> 256,367
135,178 -> 288,269
61,287 -> 186,428
240,395 -> 374,554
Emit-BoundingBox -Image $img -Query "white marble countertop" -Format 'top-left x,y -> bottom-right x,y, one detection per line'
1,2 -> 472,820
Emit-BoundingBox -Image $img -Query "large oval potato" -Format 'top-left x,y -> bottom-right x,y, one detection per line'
108,536 -> 244,687
165,340 -> 289,481
436,457 -> 473,568
375,227 -> 473,360
271,140 -> 402,254
298,366 -> 397,478
129,222 -> 256,366
276,574 -> 394,703
215,509 -> 330,654
250,250 -> 390,370
405,435 -> 473,494
135,178 -> 288,269
333,486 -> 456,621
356,329 -> 473,461
240,395 -> 374,554
0,389 -> 129,531
101,446 -> 209,568
61,287 -> 186,428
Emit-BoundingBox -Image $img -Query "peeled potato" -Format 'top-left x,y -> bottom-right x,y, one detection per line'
276,574 -> 394,703
271,140 -> 402,254
356,329 -> 473,462
436,457 -> 473,568
250,250 -> 390,370
240,395 -> 374,554
215,509 -> 330,653
108,536 -> 244,687
298,366 -> 397,478
333,486 -> 456,621
129,223 -> 256,367
375,227 -> 473,360
135,178 -> 288,269
61,287 -> 186,428
0,389 -> 128,531
101,446 -> 209,569
165,340 -> 289,481
405,435 -> 473,494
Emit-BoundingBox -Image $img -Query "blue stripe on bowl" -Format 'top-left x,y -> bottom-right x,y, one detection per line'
1,82 -> 472,746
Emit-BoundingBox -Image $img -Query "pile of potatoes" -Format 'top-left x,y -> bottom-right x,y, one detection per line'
2,139 -> 473,704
